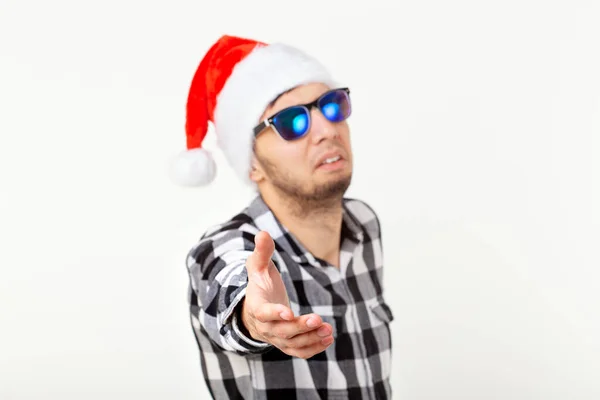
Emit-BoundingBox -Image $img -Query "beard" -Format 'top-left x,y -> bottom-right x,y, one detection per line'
257,153 -> 352,215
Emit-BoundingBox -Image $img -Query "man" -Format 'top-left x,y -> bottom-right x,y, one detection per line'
170,35 -> 394,399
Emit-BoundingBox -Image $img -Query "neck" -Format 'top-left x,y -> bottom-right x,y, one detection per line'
259,188 -> 344,268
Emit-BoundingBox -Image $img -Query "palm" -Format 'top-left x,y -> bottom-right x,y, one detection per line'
246,259 -> 290,309
245,232 -> 291,315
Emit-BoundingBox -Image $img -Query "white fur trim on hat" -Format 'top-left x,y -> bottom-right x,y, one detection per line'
213,43 -> 339,187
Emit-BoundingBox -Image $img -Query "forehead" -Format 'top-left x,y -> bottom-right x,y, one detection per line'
262,82 -> 331,120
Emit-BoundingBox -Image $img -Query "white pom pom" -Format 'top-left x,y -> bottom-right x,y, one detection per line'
169,148 -> 217,187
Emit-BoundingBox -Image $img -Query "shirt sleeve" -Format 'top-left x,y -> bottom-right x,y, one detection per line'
186,227 -> 273,355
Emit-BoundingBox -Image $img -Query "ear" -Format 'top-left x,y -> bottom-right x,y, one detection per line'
249,154 -> 265,183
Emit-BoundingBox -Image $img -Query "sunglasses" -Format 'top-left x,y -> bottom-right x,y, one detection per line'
253,87 -> 352,141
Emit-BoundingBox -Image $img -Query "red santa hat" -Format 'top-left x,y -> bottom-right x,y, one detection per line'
169,34 -> 338,187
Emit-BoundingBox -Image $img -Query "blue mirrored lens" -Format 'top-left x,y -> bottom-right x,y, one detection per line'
318,90 -> 351,122
273,106 -> 309,140
322,102 -> 340,120
292,114 -> 308,132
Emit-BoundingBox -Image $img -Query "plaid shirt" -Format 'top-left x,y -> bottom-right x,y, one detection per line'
186,195 -> 394,399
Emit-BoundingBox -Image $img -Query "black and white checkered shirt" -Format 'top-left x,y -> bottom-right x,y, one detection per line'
186,195 -> 394,399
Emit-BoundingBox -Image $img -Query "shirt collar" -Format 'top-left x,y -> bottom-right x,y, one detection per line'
246,195 -> 364,267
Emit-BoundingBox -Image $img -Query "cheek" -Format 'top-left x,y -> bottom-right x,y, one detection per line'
341,125 -> 352,143
342,130 -> 353,154
261,138 -> 309,175
280,146 -> 309,174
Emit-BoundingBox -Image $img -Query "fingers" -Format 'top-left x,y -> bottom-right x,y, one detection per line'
254,303 -> 295,323
257,313 -> 326,342
251,310 -> 336,359
252,311 -> 328,341
267,313 -> 325,339
281,323 -> 334,349
246,231 -> 275,274
287,340 -> 333,360
281,326 -> 335,359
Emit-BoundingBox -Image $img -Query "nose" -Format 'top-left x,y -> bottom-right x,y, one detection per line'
309,108 -> 339,144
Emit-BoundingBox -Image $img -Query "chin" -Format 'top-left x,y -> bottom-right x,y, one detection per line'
314,173 -> 352,198
320,168 -> 352,185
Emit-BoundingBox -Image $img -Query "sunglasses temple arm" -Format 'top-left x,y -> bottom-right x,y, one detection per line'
253,120 -> 271,137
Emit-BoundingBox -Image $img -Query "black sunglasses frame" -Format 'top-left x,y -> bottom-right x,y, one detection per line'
252,87 -> 351,140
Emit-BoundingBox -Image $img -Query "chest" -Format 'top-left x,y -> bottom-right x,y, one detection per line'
276,237 -> 385,317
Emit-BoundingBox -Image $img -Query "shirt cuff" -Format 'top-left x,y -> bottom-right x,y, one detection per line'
230,301 -> 273,351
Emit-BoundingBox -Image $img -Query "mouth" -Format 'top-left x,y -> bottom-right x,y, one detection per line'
321,155 -> 341,165
316,153 -> 346,171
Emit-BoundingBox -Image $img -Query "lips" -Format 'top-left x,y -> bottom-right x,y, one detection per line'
322,155 -> 341,164
316,151 -> 344,168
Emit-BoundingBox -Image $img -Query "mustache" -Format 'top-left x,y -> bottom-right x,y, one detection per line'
314,145 -> 347,160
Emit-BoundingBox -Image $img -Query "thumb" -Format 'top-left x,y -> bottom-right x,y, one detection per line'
246,231 -> 275,274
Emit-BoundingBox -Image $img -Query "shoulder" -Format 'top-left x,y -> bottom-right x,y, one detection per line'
187,210 -> 260,269
343,197 -> 382,238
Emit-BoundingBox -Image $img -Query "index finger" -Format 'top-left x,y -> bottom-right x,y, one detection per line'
254,302 -> 295,323
271,313 -> 327,339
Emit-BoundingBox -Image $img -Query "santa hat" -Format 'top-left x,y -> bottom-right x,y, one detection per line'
169,34 -> 338,187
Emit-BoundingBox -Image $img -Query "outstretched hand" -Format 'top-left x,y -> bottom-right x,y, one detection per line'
241,231 -> 334,359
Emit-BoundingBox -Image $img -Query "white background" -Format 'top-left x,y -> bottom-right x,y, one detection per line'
1,0 -> 598,399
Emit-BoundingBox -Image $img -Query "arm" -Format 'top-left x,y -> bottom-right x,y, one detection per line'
187,228 -> 273,355
188,229 -> 335,358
